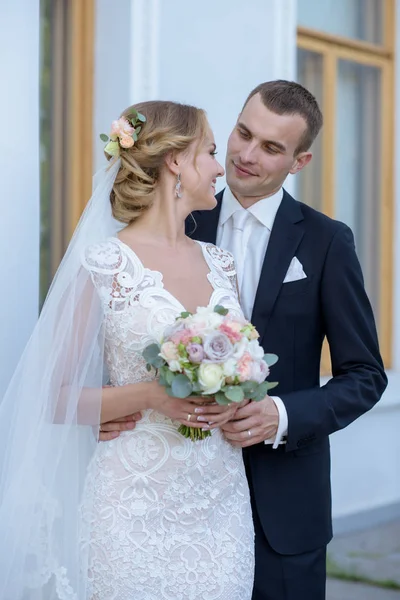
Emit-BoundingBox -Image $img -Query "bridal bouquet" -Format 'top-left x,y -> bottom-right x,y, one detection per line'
143,305 -> 278,441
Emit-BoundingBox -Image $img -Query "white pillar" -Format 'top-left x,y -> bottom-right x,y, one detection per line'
0,1 -> 40,395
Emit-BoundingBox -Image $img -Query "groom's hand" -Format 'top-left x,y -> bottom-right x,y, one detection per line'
99,413 -> 142,441
221,397 -> 279,447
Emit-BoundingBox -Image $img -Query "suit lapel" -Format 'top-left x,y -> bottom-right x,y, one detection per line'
187,191 -> 223,243
251,191 -> 305,341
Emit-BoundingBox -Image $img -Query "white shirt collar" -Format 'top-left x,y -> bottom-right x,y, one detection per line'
219,186 -> 284,231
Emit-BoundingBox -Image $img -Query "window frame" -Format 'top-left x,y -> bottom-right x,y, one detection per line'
297,0 -> 395,368
40,0 -> 95,304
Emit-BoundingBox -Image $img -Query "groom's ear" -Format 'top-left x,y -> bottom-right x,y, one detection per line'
289,151 -> 312,175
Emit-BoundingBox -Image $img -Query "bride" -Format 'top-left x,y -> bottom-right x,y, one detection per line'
0,100 -> 254,599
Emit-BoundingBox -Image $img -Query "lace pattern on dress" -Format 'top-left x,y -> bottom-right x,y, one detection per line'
78,238 -> 254,600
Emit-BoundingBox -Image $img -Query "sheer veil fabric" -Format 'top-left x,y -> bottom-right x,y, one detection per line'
0,160 -> 122,599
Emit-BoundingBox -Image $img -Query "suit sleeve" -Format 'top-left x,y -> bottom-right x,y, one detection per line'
280,224 -> 387,452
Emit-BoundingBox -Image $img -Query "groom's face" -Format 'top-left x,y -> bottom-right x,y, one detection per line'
226,93 -> 312,202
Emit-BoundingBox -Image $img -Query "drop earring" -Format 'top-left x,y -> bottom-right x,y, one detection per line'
175,173 -> 182,198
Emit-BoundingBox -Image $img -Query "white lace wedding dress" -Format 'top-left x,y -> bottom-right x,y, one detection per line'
80,238 -> 255,600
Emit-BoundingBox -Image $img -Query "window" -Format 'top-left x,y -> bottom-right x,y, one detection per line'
39,0 -> 95,306
296,0 -> 394,369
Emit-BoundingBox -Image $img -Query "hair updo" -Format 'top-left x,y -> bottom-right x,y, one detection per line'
107,100 -> 208,223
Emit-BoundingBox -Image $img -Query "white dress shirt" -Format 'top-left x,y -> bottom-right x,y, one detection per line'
216,186 -> 288,448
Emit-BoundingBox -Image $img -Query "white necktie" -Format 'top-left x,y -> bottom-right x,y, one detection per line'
230,209 -> 249,293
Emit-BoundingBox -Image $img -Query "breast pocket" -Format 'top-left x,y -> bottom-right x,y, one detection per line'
279,275 -> 313,297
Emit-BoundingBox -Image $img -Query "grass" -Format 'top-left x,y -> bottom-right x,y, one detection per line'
326,555 -> 400,590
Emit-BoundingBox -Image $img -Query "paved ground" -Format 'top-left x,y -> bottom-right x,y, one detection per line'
327,578 -> 400,599
326,520 -> 400,599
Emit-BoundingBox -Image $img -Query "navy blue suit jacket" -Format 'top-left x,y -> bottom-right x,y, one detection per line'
186,188 -> 387,555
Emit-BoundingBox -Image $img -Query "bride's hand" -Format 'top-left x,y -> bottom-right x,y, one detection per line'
193,399 -> 250,431
146,380 -> 215,428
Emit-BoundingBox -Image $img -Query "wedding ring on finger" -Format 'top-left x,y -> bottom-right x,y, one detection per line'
187,413 -> 192,422
247,430 -> 252,438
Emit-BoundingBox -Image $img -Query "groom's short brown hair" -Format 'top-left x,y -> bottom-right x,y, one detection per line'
243,80 -> 323,154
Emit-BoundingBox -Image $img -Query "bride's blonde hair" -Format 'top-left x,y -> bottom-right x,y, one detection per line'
108,100 -> 208,224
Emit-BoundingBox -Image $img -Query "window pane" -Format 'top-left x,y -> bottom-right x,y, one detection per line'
335,60 -> 381,316
298,0 -> 383,45
296,48 -> 323,212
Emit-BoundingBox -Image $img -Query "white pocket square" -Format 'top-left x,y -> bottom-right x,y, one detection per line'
283,257 -> 307,283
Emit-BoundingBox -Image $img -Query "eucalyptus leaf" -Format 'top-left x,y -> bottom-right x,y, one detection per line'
171,374 -> 193,398
180,311 -> 192,319
152,356 -> 165,369
146,363 -> 152,373
265,381 -> 279,391
215,392 -> 231,405
142,343 -> 162,365
263,353 -> 279,367
135,126 -> 142,135
165,386 -> 174,397
224,386 -> 244,403
165,370 -> 175,386
99,133 -> 109,142
240,380 -> 258,395
250,390 -> 266,402
191,381 -> 202,392
214,305 -> 229,316
133,132 -> 138,142
249,381 -> 270,402
137,112 -> 146,122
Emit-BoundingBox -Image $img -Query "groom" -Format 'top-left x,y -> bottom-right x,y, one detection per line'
188,80 -> 387,599
100,80 -> 387,599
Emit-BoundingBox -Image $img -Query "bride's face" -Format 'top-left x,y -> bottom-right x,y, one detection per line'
180,128 -> 224,211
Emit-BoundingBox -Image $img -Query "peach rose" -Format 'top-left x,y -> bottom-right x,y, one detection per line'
160,341 -> 179,362
237,352 -> 253,382
119,135 -> 134,149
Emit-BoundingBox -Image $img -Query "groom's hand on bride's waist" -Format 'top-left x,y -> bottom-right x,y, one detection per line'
221,397 -> 279,448
99,413 -> 142,441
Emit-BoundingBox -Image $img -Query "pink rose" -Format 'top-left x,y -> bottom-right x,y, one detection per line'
160,341 -> 179,362
111,117 -> 135,137
171,328 -> 195,346
219,320 -> 243,343
119,135 -> 134,149
237,352 -> 253,382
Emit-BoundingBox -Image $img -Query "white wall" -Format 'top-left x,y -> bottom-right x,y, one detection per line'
155,0 -> 296,192
94,0 -> 297,188
93,0 -> 133,172
0,1 -> 40,396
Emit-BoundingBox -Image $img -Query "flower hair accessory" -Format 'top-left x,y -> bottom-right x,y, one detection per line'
100,109 -> 146,157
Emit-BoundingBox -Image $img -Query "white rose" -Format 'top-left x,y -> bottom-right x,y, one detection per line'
198,363 -> 225,395
248,339 -> 264,361
191,307 -> 223,330
169,360 -> 182,372
250,360 -> 270,384
223,358 -> 237,378
233,337 -> 249,360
